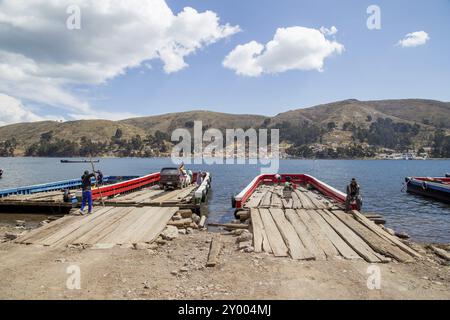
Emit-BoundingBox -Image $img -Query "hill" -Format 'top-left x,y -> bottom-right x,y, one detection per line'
1,99 -> 449,158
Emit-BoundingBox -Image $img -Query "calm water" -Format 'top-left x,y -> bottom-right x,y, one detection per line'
0,157 -> 449,243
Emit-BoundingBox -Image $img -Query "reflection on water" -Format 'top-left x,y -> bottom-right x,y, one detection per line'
0,157 -> 449,243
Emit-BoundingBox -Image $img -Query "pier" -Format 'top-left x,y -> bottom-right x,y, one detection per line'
234,174 -> 421,263
1,171 -> 211,248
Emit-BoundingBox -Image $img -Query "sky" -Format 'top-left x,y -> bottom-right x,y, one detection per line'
0,0 -> 449,125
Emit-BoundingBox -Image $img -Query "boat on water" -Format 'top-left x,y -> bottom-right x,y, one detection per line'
232,173 -> 357,211
405,176 -> 450,204
61,159 -> 100,163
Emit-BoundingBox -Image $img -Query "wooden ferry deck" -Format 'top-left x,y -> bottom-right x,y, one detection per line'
235,177 -> 421,263
6,171 -> 211,248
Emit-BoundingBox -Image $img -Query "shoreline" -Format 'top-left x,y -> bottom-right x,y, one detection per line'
1,225 -> 449,300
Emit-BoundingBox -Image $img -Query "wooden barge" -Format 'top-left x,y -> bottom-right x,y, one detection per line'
10,171 -> 211,248
0,172 -> 211,214
405,176 -> 450,204
233,174 -> 421,263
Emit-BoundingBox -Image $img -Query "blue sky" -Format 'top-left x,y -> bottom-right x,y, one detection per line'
0,0 -> 449,124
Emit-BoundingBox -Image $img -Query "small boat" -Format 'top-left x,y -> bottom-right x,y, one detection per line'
405,176 -> 450,204
61,159 -> 100,163
232,173 -> 357,211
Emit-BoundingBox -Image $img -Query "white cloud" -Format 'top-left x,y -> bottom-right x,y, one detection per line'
223,26 -> 344,77
397,31 -> 430,48
0,0 -> 240,119
0,94 -> 63,126
320,26 -> 338,36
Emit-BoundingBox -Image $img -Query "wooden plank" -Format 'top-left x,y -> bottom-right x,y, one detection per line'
260,187 -> 274,207
251,209 -> 263,252
259,208 -> 288,257
37,207 -> 114,246
291,191 -> 302,209
350,210 -> 421,259
245,191 -> 265,208
128,207 -> 178,244
306,210 -> 360,260
52,207 -> 123,247
270,188 -> 282,208
270,208 -> 313,260
16,215 -> 78,244
137,208 -> 176,243
98,208 -> 148,244
296,209 -> 339,258
333,210 -> 414,263
294,190 -> 315,209
303,191 -> 328,209
317,210 -> 382,263
73,207 -> 136,245
285,209 -> 326,260
206,235 -> 222,267
76,207 -> 137,245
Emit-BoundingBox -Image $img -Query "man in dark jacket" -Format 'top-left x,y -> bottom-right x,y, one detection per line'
345,178 -> 362,212
80,170 -> 95,215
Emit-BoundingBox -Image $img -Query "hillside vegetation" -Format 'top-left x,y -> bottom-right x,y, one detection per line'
1,99 -> 449,158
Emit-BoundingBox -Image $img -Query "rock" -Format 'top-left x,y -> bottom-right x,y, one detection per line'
179,229 -> 187,235
244,246 -> 254,253
186,227 -> 193,234
233,229 -> 246,236
148,243 -> 158,250
239,241 -> 252,250
161,226 -> 179,240
179,267 -> 189,273
192,214 -> 201,224
4,232 -> 18,240
39,220 -> 50,227
146,249 -> 156,255
237,232 -> 253,243
15,220 -> 26,226
179,209 -> 193,218
156,239 -> 167,245
55,258 -> 66,263
172,214 -> 182,221
134,243 -> 151,250
14,226 -> 26,230
171,270 -> 178,276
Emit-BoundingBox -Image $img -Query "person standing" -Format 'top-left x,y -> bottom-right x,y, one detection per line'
95,170 -> 104,185
80,170 -> 95,215
345,178 -> 362,212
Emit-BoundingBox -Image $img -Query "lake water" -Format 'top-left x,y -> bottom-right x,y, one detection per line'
0,157 -> 449,243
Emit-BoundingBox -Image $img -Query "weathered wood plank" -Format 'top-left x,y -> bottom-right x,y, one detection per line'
259,208 -> 288,257
317,210 -> 382,263
250,209 -> 264,253
77,207 -> 137,245
38,207 -> 114,246
16,215 -> 78,244
333,210 -> 414,263
306,210 -> 360,260
350,210 -> 421,259
260,187 -> 274,207
73,207 -> 136,245
270,208 -> 313,260
296,209 -> 339,258
137,208 -> 176,243
294,190 -> 315,209
206,235 -> 223,267
285,209 -> 326,260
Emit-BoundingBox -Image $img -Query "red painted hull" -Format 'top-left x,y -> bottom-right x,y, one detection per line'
234,174 -> 352,209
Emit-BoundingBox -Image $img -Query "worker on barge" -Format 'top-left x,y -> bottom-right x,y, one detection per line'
79,170 -> 95,215
345,178 -> 362,212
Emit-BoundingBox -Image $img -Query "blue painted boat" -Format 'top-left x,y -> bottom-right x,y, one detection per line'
405,176 -> 450,204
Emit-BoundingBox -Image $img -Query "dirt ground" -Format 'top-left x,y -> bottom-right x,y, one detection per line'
0,224 -> 449,300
